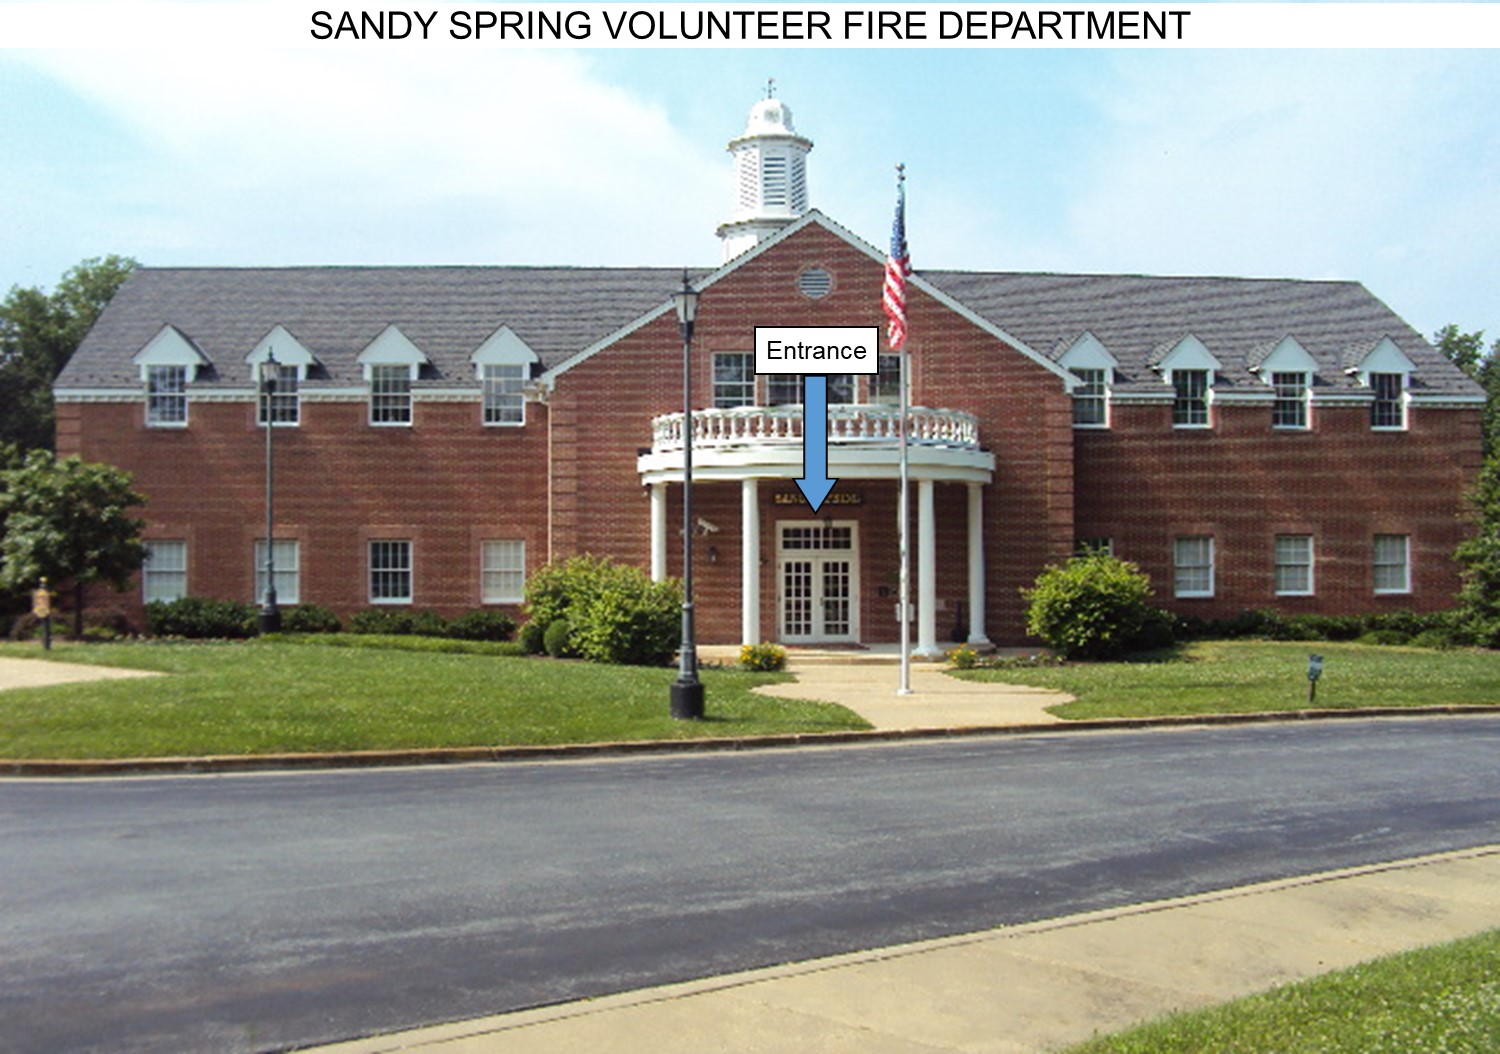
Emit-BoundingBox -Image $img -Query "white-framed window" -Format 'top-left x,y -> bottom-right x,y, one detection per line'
482,363 -> 526,425
1075,537 -> 1114,557
768,374 -> 855,406
370,365 -> 413,425
1172,370 -> 1210,428
481,540 -> 526,604
143,540 -> 188,602
1274,535 -> 1314,596
871,353 -> 903,406
1370,373 -> 1406,430
1072,368 -> 1109,427
146,365 -> 188,427
258,364 -> 300,427
1373,534 -> 1411,594
254,539 -> 301,605
712,353 -> 755,408
369,540 -> 413,604
1174,536 -> 1215,598
1271,372 -> 1309,430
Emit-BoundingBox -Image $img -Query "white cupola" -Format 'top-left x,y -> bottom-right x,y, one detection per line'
716,89 -> 813,261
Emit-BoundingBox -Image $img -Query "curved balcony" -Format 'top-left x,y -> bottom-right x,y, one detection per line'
638,404 -> 995,485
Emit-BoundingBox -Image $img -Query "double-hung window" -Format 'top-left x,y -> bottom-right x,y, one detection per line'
1174,536 -> 1215,598
143,540 -> 188,602
254,539 -> 301,605
1370,373 -> 1405,429
481,540 -> 526,604
768,374 -> 856,406
871,353 -> 903,406
370,540 -> 413,604
1373,534 -> 1411,594
1072,368 -> 1109,427
258,364 -> 300,426
1271,372 -> 1308,430
1274,535 -> 1314,596
1172,370 -> 1210,428
482,364 -> 526,425
712,353 -> 755,408
370,365 -> 413,425
146,365 -> 188,427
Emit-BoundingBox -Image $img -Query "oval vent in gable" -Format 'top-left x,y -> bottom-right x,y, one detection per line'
797,267 -> 833,300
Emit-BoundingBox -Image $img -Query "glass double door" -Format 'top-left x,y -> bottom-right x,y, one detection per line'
777,521 -> 858,643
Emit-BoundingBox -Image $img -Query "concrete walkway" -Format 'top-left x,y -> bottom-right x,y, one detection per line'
0,655 -> 160,691
755,657 -> 1069,731
309,845 -> 1500,1054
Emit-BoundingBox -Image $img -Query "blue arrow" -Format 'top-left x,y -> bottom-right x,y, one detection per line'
796,375 -> 838,512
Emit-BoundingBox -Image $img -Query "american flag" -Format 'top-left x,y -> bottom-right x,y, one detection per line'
882,169 -> 910,351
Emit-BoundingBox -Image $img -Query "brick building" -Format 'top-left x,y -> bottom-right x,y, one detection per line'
55,95 -> 1484,649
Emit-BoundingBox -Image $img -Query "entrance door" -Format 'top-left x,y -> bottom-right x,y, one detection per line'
777,521 -> 858,643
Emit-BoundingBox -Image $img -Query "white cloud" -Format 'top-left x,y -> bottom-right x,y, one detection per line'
15,49 -> 726,266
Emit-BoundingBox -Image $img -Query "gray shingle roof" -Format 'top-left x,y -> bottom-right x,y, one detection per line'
59,260 -> 1481,400
58,265 -> 695,389
921,270 -> 1480,397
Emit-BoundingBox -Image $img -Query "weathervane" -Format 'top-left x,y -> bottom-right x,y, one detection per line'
765,77 -> 776,99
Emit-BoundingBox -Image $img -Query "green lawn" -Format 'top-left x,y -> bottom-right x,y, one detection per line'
954,641 -> 1500,720
0,640 -> 869,760
1061,928 -> 1500,1054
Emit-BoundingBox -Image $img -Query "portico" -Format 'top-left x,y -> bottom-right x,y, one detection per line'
638,404 -> 996,654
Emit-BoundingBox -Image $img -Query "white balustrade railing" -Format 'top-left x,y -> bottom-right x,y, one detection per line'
650,404 -> 981,452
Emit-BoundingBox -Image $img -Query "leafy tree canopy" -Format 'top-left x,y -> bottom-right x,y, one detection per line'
0,450 -> 147,637
0,255 -> 138,452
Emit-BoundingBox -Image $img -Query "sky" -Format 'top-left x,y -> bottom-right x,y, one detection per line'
2,40 -> 1497,343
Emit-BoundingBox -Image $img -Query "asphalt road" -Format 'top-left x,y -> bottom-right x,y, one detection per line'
4,716 -> 1500,1054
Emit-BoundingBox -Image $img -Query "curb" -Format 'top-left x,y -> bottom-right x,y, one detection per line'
6,703 -> 1500,778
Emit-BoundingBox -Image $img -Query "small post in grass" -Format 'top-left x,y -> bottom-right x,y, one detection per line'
1307,653 -> 1324,705
32,578 -> 54,650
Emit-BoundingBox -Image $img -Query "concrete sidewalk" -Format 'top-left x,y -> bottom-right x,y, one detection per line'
310,845 -> 1500,1054
0,655 -> 160,691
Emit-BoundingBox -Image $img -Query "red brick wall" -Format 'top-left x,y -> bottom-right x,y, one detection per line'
1073,400 -> 1482,618
57,396 -> 549,630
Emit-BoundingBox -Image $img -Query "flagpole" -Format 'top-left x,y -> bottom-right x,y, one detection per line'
890,164 -> 913,696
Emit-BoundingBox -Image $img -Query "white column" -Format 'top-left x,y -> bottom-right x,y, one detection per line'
650,483 -> 667,582
741,478 -> 760,643
917,478 -> 938,658
967,483 -> 992,647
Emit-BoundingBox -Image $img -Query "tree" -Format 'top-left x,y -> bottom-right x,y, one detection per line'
0,255 -> 137,452
0,450 -> 147,638
1434,324 -> 1500,458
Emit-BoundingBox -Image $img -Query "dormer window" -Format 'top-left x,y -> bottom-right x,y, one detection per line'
1152,335 -> 1220,431
1371,373 -> 1405,429
357,325 -> 429,428
247,327 -> 316,428
1058,332 -> 1116,430
146,365 -> 188,426
370,365 -> 413,425
470,325 -> 540,427
1172,370 -> 1210,427
1271,372 -> 1309,429
133,324 -> 209,428
1344,337 -> 1414,432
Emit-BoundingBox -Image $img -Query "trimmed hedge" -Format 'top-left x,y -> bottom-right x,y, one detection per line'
145,597 -> 257,639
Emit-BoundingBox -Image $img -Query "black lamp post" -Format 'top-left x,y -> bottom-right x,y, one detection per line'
258,351 -> 282,635
669,275 -> 705,720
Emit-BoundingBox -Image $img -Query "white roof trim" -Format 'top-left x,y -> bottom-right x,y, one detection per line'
356,324 -> 429,380
1154,335 -> 1222,379
245,325 -> 318,369
1253,336 -> 1317,379
1348,336 -> 1416,382
131,324 -> 209,382
1058,332 -> 1118,372
470,325 -> 540,368
543,210 -> 1075,388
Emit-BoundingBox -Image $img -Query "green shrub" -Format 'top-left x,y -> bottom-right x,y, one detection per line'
543,617 -> 576,659
1022,553 -> 1156,660
1408,628 -> 1460,650
1356,628 -> 1411,647
946,645 -> 980,669
349,608 -> 415,635
408,610 -> 449,638
446,610 -> 517,642
280,603 -> 342,634
525,554 -> 682,666
145,596 -> 257,639
518,620 -> 546,655
740,642 -> 788,672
